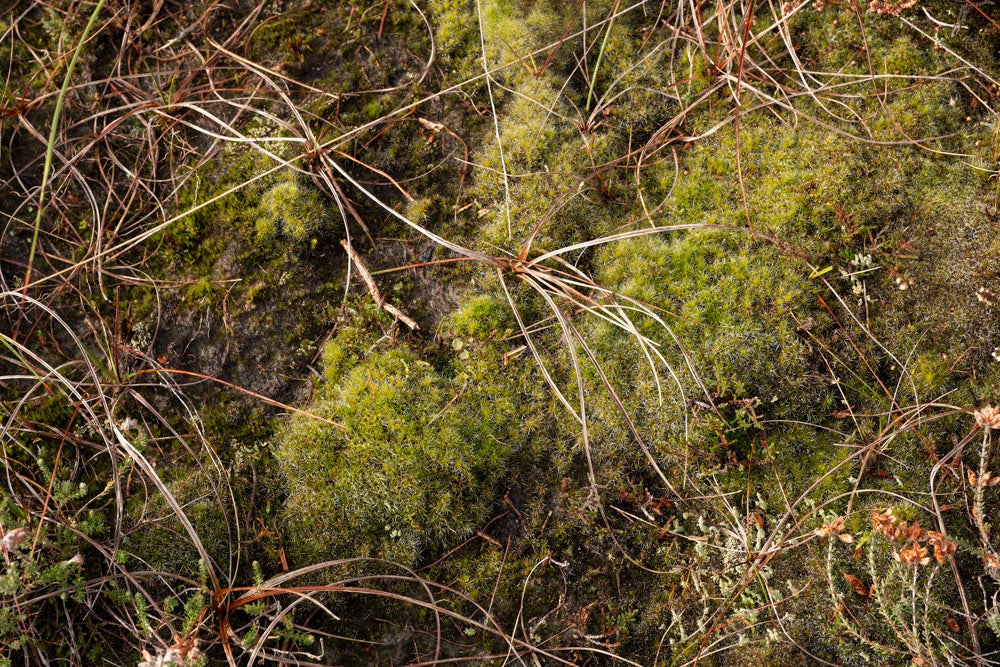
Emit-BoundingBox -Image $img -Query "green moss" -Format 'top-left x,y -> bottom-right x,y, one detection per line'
255,176 -> 330,241
381,2 -> 1000,659
123,467 -> 232,579
362,101 -> 384,120
184,278 -> 216,306
404,197 -> 434,226
447,294 -> 512,339
11,0 -> 1000,660
278,310 -> 551,567
427,0 -> 476,56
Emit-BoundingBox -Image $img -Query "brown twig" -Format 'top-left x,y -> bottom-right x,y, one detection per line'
340,239 -> 419,330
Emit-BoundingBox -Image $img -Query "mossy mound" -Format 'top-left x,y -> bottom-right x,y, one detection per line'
255,176 -> 331,241
278,301 -> 556,567
7,0 -> 1000,661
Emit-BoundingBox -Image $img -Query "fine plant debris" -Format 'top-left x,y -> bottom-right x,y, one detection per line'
2,0 -> 1000,664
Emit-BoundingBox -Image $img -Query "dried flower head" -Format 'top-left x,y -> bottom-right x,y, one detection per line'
872,508 -> 898,537
975,406 -> 1000,430
969,469 -> 1000,487
119,417 -> 139,432
905,522 -> 926,542
888,519 -> 914,542
872,509 -> 937,565
894,542 -> 931,566
816,516 -> 846,538
927,531 -> 957,563
139,638 -> 200,667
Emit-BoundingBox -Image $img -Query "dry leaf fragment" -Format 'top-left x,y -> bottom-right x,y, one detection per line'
417,118 -> 445,132
843,572 -> 871,597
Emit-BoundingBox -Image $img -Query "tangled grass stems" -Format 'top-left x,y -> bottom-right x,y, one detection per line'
23,0 -> 107,291
3,0 -> 1000,661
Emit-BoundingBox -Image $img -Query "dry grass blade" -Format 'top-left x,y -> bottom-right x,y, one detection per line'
3,0 -> 999,662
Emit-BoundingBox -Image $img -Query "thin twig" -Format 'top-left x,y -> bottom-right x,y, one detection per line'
340,239 -> 419,330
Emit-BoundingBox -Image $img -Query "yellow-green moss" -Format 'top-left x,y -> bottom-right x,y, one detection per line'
278,303 -> 554,567
255,176 -> 330,241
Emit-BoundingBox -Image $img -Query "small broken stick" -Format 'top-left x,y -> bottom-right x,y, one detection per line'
340,239 -> 419,330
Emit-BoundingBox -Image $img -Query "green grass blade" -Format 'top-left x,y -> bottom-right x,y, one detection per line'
24,0 -> 107,289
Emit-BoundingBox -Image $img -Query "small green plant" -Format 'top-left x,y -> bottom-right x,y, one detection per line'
255,176 -> 329,240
